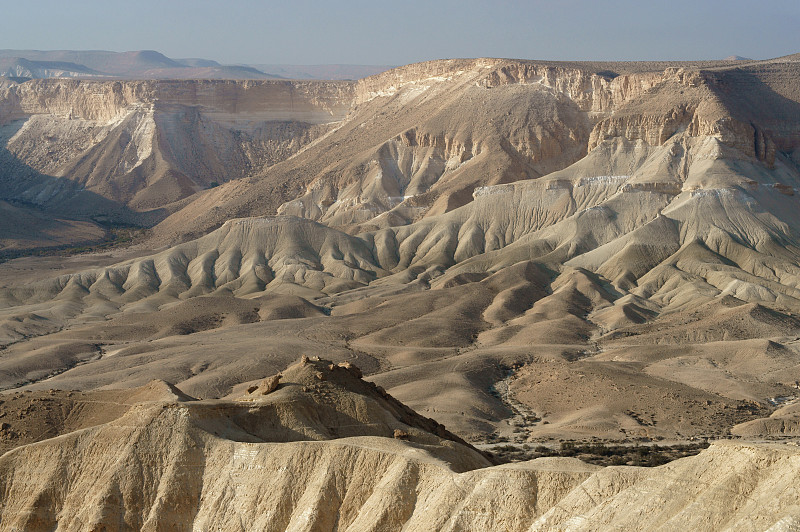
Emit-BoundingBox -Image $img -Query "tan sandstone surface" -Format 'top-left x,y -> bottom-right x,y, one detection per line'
0,358 -> 798,531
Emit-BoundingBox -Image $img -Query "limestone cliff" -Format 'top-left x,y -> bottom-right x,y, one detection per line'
0,79 -> 354,127
198,57 -> 799,239
0,79 -> 355,223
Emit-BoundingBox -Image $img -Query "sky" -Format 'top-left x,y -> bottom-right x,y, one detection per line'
1,0 -> 798,65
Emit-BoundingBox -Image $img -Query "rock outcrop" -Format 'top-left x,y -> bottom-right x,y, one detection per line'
1,358 -> 799,531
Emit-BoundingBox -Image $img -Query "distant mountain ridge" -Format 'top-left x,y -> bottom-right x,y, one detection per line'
0,49 -> 280,80
0,49 -> 393,80
0,57 -> 106,79
248,63 -> 396,80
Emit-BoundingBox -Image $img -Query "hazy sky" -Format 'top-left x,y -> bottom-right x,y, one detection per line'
1,0 -> 798,65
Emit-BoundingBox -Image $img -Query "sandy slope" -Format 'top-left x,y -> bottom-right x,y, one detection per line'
0,358 -> 798,531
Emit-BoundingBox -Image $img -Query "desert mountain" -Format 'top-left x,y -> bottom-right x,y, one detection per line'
0,57 -> 106,80
4,54 -> 798,250
2,53 -> 800,529
148,55 -> 800,242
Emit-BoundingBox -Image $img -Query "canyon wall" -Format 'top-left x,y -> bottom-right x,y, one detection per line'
0,79 -> 356,226
0,78 -> 355,124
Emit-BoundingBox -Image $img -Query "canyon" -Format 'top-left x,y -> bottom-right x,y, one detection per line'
1,53 -> 800,529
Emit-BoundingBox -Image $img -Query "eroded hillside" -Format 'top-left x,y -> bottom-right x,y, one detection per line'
2,55 -> 800,434
2,54 -> 800,530
0,358 -> 798,531
0,78 -> 353,251
149,56 -> 800,242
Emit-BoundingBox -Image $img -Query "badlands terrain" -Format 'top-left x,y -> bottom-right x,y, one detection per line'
1,52 -> 800,529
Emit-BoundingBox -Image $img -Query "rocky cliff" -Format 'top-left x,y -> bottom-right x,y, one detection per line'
146,56 -> 800,243
0,79 -> 355,229
0,78 -> 354,124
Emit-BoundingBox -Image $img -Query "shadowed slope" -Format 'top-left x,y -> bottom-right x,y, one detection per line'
0,78 -> 354,241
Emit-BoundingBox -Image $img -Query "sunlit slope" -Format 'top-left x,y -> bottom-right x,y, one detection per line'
3,132 -> 800,441
6,128 -> 800,315
152,56 -> 800,241
0,358 -> 798,531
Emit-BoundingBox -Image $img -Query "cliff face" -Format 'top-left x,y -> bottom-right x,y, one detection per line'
0,79 -> 355,223
259,58 -> 799,235
473,61 -> 798,168
0,79 -> 354,125
0,80 -> 149,123
475,62 -> 665,112
4,58 -> 799,242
